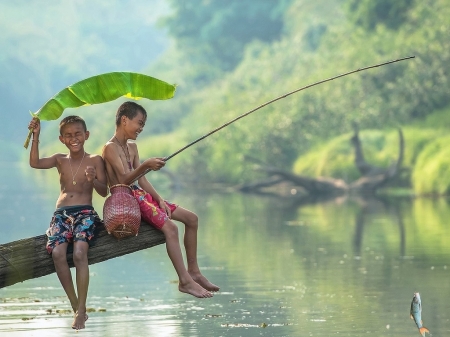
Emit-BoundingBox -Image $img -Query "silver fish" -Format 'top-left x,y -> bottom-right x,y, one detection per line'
410,292 -> 430,336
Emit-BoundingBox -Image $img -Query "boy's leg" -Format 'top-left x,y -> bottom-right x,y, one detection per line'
160,220 -> 213,298
171,207 -> 219,292
71,240 -> 89,330
51,243 -> 78,312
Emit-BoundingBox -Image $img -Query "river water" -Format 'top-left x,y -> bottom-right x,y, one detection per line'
1,163 -> 450,336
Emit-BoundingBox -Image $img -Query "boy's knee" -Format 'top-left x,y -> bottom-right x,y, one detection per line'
163,221 -> 179,239
51,250 -> 66,263
186,213 -> 198,228
72,247 -> 88,265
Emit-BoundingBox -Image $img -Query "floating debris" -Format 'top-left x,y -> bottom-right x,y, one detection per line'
221,323 -> 260,328
56,309 -> 72,314
221,322 -> 290,328
205,314 -> 222,318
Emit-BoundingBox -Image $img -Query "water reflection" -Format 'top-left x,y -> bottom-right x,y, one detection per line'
352,196 -> 406,256
1,166 -> 450,336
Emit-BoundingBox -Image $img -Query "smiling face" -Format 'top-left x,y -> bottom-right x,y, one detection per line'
122,110 -> 146,140
59,122 -> 89,153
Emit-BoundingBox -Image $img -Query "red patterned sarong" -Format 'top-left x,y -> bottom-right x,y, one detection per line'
130,185 -> 177,229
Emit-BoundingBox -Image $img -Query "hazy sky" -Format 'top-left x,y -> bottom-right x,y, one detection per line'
0,0 -> 169,73
0,0 -> 171,144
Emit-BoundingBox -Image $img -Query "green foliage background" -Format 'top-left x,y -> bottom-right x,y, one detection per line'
34,0 -> 450,195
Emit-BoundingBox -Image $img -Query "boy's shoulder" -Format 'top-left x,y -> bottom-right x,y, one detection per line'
53,153 -> 68,160
102,141 -> 116,154
102,141 -> 119,160
103,141 -> 116,150
103,141 -> 138,152
86,153 -> 103,161
85,152 -> 101,157
128,141 -> 138,149
49,153 -> 69,168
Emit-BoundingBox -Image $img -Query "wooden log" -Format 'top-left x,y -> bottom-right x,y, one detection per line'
0,222 -> 165,289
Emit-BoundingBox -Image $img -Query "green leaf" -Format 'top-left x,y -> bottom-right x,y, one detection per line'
34,72 -> 176,121
24,72 -> 176,148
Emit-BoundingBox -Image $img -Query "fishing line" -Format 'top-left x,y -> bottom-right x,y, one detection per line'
133,56 -> 415,183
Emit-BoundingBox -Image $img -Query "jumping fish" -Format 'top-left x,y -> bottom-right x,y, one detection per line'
410,292 -> 430,336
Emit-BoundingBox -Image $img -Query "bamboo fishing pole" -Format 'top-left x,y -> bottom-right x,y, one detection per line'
134,55 -> 415,182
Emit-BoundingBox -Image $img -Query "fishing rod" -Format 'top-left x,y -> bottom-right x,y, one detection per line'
133,55 -> 415,183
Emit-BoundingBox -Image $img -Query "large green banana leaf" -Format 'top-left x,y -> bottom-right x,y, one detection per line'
24,72 -> 176,148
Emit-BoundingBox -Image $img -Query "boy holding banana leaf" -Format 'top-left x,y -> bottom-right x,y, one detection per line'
28,116 -> 108,330
102,101 -> 219,298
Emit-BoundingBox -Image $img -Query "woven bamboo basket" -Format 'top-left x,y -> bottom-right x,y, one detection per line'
103,184 -> 141,239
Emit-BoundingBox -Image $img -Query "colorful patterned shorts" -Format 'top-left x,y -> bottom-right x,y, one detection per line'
46,205 -> 102,254
130,185 -> 177,229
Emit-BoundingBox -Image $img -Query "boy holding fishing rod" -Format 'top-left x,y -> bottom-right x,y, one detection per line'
28,116 -> 108,330
102,101 -> 219,298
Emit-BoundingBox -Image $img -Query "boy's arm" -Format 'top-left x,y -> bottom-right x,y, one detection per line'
133,145 -> 173,217
103,142 -> 165,186
28,118 -> 58,169
85,155 -> 108,197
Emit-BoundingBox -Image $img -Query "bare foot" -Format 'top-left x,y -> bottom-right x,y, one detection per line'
179,280 -> 213,298
190,272 -> 220,292
72,311 -> 88,330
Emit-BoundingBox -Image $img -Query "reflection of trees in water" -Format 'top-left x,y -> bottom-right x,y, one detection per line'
352,196 -> 405,257
268,193 -> 408,259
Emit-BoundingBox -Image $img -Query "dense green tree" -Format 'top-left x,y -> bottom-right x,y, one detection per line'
345,0 -> 415,30
142,0 -> 450,187
160,0 -> 292,76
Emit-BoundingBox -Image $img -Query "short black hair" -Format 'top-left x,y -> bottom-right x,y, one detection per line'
116,101 -> 147,126
59,115 -> 87,135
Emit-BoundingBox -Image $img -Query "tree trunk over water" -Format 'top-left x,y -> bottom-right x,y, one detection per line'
0,223 -> 165,289
237,127 -> 404,196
